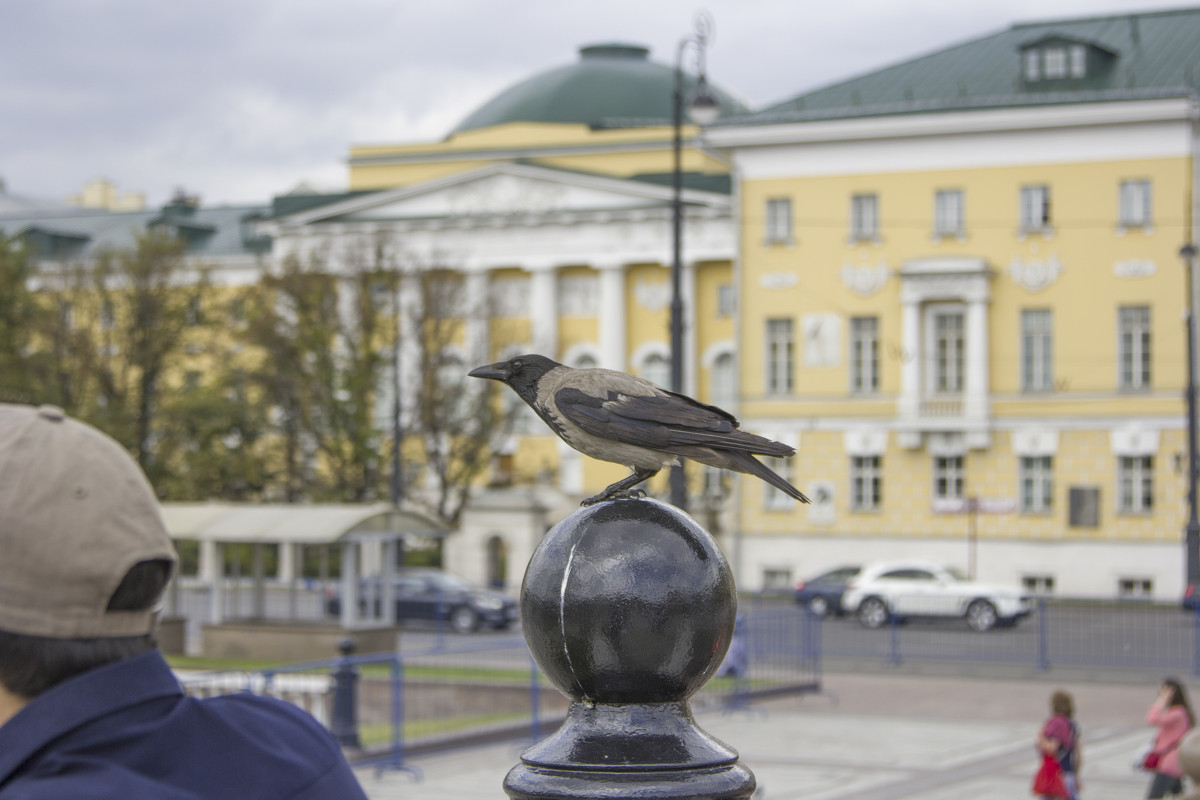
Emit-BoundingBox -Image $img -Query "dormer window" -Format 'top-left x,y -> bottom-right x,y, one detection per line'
1021,36 -> 1116,85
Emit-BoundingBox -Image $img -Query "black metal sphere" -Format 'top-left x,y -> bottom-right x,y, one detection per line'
520,497 -> 736,704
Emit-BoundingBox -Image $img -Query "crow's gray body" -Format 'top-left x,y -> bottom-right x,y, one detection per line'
469,354 -> 810,506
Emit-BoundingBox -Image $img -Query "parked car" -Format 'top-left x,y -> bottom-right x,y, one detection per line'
325,568 -> 517,633
793,565 -> 861,617
1185,583 -> 1200,611
841,560 -> 1033,632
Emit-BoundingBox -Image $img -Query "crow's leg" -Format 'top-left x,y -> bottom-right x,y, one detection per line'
580,467 -> 659,506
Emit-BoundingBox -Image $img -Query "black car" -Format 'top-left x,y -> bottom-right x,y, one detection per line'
326,568 -> 517,633
793,565 -> 861,617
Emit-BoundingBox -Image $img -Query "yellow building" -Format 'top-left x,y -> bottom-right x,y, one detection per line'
708,7 -> 1200,597
261,43 -> 745,502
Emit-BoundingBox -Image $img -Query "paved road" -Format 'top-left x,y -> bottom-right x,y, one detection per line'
354,671 -> 1169,800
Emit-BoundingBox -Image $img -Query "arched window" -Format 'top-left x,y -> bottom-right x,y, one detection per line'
640,353 -> 670,389
711,352 -> 735,409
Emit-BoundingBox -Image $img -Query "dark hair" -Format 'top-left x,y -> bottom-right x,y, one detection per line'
0,560 -> 172,699
1163,678 -> 1195,727
1050,689 -> 1074,717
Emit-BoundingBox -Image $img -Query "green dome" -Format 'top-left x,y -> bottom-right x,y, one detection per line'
450,43 -> 748,135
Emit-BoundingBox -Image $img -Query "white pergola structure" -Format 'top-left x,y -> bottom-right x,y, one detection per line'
160,502 -> 447,629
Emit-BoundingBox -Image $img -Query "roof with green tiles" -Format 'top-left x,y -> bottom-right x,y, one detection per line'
451,43 -> 748,135
735,6 -> 1200,125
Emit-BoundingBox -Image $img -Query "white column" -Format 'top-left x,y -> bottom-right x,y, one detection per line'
277,539 -> 295,582
899,293 -> 921,420
199,539 -> 220,584
466,271 -> 490,360
598,263 -> 627,371
529,266 -> 558,357
208,542 -> 225,626
682,260 -> 699,397
965,296 -> 990,420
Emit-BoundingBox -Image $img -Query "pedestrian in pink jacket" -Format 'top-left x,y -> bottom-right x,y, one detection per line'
1145,677 -> 1194,799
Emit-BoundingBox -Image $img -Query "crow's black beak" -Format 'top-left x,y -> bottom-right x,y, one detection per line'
468,362 -> 511,382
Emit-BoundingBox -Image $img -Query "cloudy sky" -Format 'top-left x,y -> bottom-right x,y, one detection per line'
1,0 -> 1190,208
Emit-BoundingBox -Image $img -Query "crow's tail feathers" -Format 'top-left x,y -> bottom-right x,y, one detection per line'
723,451 -> 811,503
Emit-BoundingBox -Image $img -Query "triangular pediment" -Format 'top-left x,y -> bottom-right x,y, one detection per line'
278,163 -> 728,226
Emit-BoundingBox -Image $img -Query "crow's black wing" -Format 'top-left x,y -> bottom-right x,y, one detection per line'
555,387 -> 794,457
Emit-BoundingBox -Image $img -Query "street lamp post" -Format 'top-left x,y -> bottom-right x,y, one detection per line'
669,16 -> 720,510
1183,241 -> 1200,587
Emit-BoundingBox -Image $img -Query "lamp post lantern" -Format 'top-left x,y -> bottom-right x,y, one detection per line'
1183,241 -> 1200,587
669,15 -> 720,510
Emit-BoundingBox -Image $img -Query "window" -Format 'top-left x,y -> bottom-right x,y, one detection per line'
1020,185 -> 1051,232
1022,575 -> 1055,595
1118,577 -> 1153,599
640,353 -> 670,389
1070,45 -> 1087,78
1020,456 -> 1054,513
934,189 -> 964,237
763,453 -> 797,510
1068,486 -> 1100,527
185,296 -> 203,326
849,316 -> 878,394
229,297 -> 247,326
100,299 -> 116,330
851,455 -> 882,510
711,352 -> 735,409
1021,309 -> 1053,392
1117,455 -> 1154,513
850,193 -> 879,241
933,311 -> 964,393
1024,49 -> 1041,81
762,569 -> 793,591
765,318 -> 793,394
1043,48 -> 1067,79
1119,180 -> 1152,229
765,197 -> 793,245
1118,306 -> 1151,390
59,301 -> 74,331
184,370 -> 202,391
933,455 -> 964,499
716,283 -> 735,317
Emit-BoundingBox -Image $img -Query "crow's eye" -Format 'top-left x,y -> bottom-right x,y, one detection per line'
512,360 -> 523,369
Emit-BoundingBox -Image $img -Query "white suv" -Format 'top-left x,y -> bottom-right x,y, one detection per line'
841,560 -> 1033,632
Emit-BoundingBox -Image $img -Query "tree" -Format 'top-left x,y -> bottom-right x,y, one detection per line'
28,230 -> 212,484
245,243 -> 396,502
0,236 -> 53,404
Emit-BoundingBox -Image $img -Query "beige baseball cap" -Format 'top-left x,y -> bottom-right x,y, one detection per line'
0,404 -> 177,638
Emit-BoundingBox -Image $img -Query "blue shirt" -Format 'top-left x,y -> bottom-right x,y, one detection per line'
0,650 -> 368,799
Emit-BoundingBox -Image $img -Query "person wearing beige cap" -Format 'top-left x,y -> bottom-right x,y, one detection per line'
0,404 -> 368,799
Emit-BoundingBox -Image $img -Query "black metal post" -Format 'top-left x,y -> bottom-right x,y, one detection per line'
668,18 -> 716,511
668,42 -> 688,511
330,637 -> 361,749
504,498 -> 755,800
1184,243 -> 1200,586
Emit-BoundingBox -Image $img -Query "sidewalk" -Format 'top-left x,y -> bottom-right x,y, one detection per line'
355,671 -> 1169,800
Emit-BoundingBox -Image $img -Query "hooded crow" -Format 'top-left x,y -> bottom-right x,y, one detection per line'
468,354 -> 810,506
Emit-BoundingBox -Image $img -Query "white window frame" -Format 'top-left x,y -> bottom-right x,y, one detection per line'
710,351 -> 736,409
1043,47 -> 1067,79
1019,455 -> 1054,513
1117,455 -> 1154,514
1021,309 -> 1053,392
765,318 -> 794,395
930,308 -> 964,395
1069,45 -> 1087,78
1020,185 -> 1052,233
716,283 -> 735,317
1118,305 -> 1151,390
849,316 -> 879,394
851,455 -> 882,510
933,455 -> 964,500
1023,49 -> 1041,81
1119,179 -> 1152,230
933,189 -> 964,238
850,193 -> 879,242
765,197 -> 793,245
